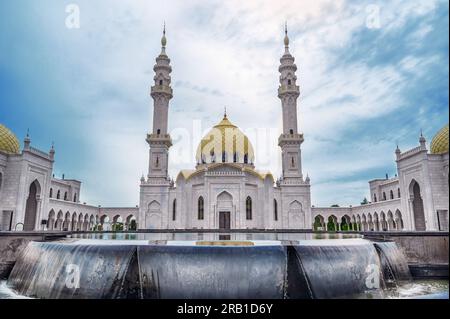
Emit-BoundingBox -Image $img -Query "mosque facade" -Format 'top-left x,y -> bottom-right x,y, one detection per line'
0,28 -> 448,232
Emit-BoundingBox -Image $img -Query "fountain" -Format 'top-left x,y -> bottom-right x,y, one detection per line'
4,234 -> 419,299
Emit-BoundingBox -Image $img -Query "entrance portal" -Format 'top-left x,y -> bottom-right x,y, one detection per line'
219,211 -> 230,230
410,180 -> 426,231
24,180 -> 40,231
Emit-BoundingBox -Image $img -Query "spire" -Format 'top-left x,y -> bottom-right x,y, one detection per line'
284,21 -> 290,50
49,141 -> 55,159
160,22 -> 167,54
224,106 -> 227,118
24,128 -> 31,149
419,129 -> 426,147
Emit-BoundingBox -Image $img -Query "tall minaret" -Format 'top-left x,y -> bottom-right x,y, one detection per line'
146,24 -> 173,181
278,24 -> 304,181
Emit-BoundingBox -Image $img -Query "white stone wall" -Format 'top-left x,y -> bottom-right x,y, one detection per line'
50,178 -> 81,203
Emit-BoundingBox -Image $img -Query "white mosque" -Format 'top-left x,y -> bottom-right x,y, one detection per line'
0,28 -> 448,232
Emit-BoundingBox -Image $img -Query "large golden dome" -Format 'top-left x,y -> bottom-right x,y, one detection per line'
0,124 -> 20,155
196,115 -> 255,165
430,124 -> 449,154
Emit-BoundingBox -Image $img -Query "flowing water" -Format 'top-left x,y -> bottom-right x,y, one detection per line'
1,232 -> 448,299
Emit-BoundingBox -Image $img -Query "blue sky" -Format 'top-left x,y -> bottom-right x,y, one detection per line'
0,0 -> 448,207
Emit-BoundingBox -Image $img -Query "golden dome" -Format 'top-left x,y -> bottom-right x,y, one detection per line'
0,124 -> 20,155
430,124 -> 449,154
196,115 -> 255,165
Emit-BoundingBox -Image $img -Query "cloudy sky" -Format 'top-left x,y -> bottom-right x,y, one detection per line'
0,0 -> 448,207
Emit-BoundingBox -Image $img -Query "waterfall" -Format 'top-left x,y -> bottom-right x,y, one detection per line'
289,240 -> 382,298
374,241 -> 412,284
137,245 -> 286,299
6,238 -> 411,299
7,241 -> 136,299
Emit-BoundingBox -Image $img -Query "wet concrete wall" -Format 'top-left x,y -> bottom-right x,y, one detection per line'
0,232 -> 67,279
362,232 -> 448,264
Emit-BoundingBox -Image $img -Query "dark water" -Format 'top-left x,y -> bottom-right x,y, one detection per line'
3,236 -> 447,299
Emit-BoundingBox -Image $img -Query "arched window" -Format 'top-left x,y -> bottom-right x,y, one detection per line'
373,194 -> 377,202
159,79 -> 163,85
222,151 -> 226,163
246,196 -> 252,220
157,129 -> 161,135
198,196 -> 204,220
390,190 -> 394,200
398,188 -> 401,198
287,79 -> 292,85
233,152 -> 237,163
64,192 -> 68,201
290,129 -> 294,134
274,199 -> 278,221
244,154 -> 248,164
57,190 -> 61,200
73,193 -> 77,202
172,199 -> 176,221
49,188 -> 53,198
382,192 -> 386,201
211,150 -> 215,163
291,157 -> 295,167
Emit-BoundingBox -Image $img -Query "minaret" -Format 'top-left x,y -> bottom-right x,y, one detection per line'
146,24 -> 173,181
278,24 -> 304,181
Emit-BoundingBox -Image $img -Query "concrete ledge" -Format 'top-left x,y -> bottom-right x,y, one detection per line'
361,231 -> 449,237
409,264 -> 449,279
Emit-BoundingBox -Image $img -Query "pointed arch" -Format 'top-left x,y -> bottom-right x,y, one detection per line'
55,210 -> 64,230
367,213 -> 374,231
246,196 -> 252,220
47,209 -> 56,231
273,199 -> 278,221
373,212 -> 380,231
62,211 -> 71,231
380,211 -> 387,231
327,215 -> 338,231
409,179 -> 426,230
217,191 -> 233,201
313,215 -> 325,231
387,210 -> 395,230
24,179 -> 41,231
71,212 -> 77,231
146,200 -> 161,229
395,209 -> 404,230
172,199 -> 177,221
198,196 -> 204,220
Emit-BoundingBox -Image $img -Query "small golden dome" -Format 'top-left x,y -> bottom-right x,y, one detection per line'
196,115 -> 255,164
430,124 -> 449,154
0,124 -> 20,154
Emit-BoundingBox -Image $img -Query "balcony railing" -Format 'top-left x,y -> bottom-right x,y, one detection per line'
278,85 -> 300,96
151,85 -> 173,96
